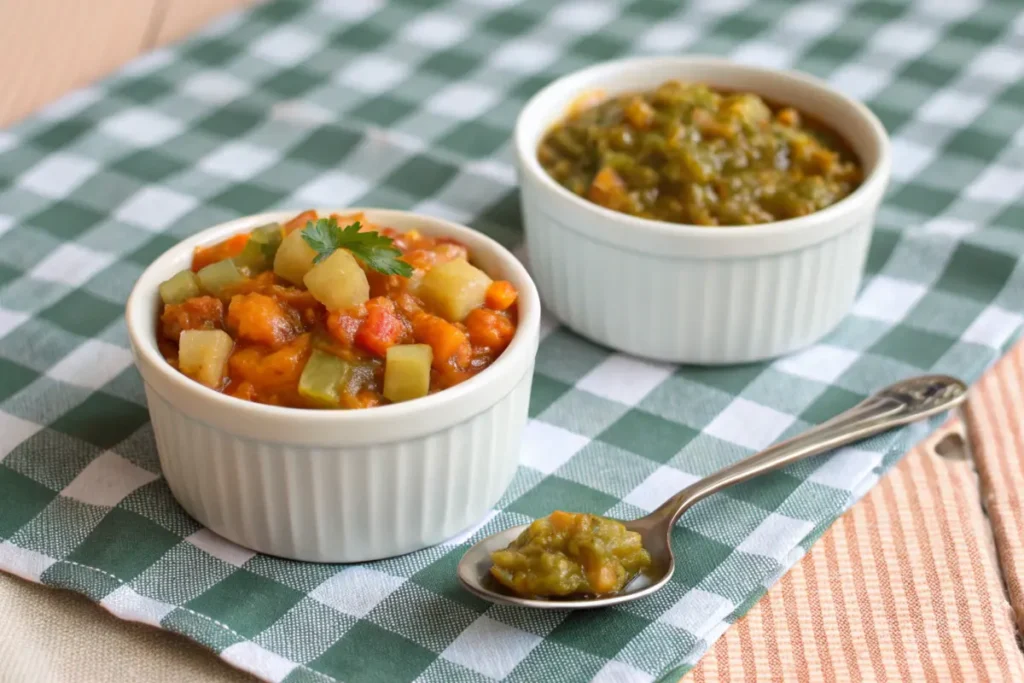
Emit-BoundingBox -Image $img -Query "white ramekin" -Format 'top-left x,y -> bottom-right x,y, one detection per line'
515,56 -> 891,364
126,209 -> 540,563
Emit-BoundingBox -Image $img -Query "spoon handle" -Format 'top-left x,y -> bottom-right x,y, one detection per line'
652,375 -> 969,527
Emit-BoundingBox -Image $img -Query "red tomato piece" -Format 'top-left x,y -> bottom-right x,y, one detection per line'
355,297 -> 406,357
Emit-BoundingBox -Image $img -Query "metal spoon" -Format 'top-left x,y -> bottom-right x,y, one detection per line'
458,374 -> 968,609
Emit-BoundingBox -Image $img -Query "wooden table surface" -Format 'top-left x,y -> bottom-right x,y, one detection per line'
0,0 -> 254,127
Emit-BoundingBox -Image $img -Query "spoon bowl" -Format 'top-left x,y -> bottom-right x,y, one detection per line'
458,375 -> 969,609
458,518 -> 674,610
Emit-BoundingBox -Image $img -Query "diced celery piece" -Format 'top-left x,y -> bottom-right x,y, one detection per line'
197,259 -> 246,299
383,344 -> 433,403
233,223 -> 282,273
159,270 -> 201,305
303,249 -> 369,312
418,259 -> 493,322
298,349 -> 351,408
178,329 -> 233,388
274,229 -> 319,285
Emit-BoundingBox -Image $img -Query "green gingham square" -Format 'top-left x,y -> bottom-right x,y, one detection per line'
1,0 -> 1023,681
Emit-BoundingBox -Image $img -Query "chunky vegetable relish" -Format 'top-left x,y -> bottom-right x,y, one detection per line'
490,511 -> 651,597
157,210 -> 519,409
538,81 -> 863,226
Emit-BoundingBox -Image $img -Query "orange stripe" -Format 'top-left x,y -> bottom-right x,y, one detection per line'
988,372 -> 1023,520
780,572 -> 810,683
972,374 -> 1024,633
879,468 -> 940,683
917,445 -> 986,679
951,477 -> 1014,683
712,626 -> 730,683
801,550 -> 836,681
1004,353 -> 1024,631
737,615 -> 756,682
824,529 -> 862,680
1008,353 -> 1024,499
863,488 -> 914,681
939,441 -> 1001,683
692,659 -> 707,683
843,507 -> 888,681
758,596 -> 785,682
906,441 -> 969,680
996,359 -> 1024,509
973,374 -> 1023,681
969,378 -> 1019,618
1010,352 -> 1024,633
965,377 -> 1019,630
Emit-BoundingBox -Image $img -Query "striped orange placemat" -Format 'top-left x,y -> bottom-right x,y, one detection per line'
967,346 -> 1024,638
685,341 -> 1024,682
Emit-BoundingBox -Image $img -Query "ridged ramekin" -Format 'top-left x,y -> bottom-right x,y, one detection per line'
515,56 -> 891,364
126,209 -> 540,563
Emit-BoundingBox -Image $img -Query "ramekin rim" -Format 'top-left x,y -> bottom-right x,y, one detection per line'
125,208 -> 541,428
514,54 -> 891,241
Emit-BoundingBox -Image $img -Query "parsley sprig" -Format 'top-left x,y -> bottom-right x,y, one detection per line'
301,218 -> 413,277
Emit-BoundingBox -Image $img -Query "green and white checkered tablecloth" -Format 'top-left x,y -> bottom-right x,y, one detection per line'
1,0 -> 1023,681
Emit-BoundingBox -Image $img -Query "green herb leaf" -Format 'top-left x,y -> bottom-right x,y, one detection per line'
301,218 -> 413,277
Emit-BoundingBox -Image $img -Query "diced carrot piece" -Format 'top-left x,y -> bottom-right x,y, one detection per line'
586,563 -> 619,595
413,313 -> 471,369
283,210 -> 318,234
548,510 -> 578,531
345,390 -> 382,410
355,297 -> 406,357
587,166 -> 628,209
237,270 -> 277,290
192,233 -> 249,272
228,272 -> 325,326
401,248 -> 437,271
776,107 -> 800,127
433,366 -> 472,390
325,309 -> 364,347
228,381 -> 257,402
465,308 -> 515,350
329,212 -> 366,228
484,280 -> 518,311
692,108 -> 736,139
227,293 -> 296,347
624,97 -> 655,130
160,296 -> 224,339
228,334 -> 310,392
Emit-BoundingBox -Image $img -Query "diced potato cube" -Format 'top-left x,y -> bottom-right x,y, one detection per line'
159,270 -> 201,305
383,344 -> 433,403
178,329 -> 233,388
274,228 -> 319,285
298,349 -> 351,408
418,259 -> 493,322
303,249 -> 370,311
197,259 -> 246,299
